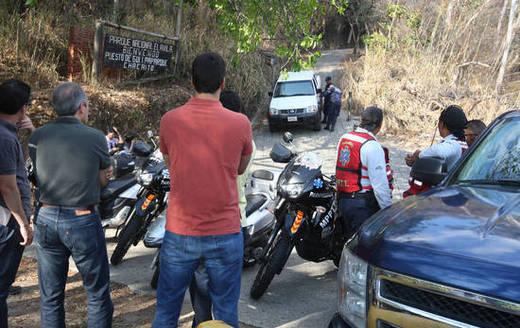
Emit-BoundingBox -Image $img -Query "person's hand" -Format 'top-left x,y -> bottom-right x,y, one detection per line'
106,166 -> 114,180
405,150 -> 420,167
19,222 -> 33,246
113,126 -> 120,135
17,116 -> 35,132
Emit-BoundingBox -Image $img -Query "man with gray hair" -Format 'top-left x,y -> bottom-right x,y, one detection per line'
335,106 -> 393,238
29,82 -> 113,328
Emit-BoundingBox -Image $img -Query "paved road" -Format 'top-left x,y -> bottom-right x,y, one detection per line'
25,49 -> 411,328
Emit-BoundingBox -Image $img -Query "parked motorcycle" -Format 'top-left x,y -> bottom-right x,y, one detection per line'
110,159 -> 170,265
143,167 -> 282,289
100,132 -> 160,234
249,132 -> 344,300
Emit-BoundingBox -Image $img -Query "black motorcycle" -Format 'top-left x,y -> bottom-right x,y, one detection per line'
110,161 -> 170,265
249,132 -> 345,300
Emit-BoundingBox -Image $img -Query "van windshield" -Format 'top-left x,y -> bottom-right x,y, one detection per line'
273,81 -> 315,97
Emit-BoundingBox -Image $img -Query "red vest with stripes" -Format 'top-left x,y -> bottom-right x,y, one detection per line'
336,131 -> 393,193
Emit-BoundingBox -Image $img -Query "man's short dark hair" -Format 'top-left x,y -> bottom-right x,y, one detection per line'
192,52 -> 226,94
0,79 -> 31,115
439,104 -> 467,140
467,119 -> 486,135
325,76 -> 332,82
360,106 -> 384,131
220,90 -> 242,113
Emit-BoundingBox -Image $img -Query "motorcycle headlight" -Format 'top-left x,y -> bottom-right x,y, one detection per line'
338,248 -> 368,328
282,183 -> 305,198
269,107 -> 279,115
138,172 -> 154,186
307,105 -> 318,113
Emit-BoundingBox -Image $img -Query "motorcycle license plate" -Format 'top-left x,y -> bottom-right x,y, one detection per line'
287,116 -> 298,122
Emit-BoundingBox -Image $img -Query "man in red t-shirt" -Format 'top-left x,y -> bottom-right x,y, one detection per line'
153,52 -> 253,328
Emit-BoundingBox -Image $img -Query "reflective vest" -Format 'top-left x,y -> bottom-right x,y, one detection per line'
336,132 -> 393,193
403,139 -> 468,198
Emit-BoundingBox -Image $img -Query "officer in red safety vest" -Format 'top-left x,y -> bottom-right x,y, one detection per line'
336,106 -> 393,238
404,105 -> 468,197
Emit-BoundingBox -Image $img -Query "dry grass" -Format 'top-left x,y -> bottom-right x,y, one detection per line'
342,0 -> 520,135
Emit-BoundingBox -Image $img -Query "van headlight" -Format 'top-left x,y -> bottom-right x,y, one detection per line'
338,249 -> 368,328
307,105 -> 318,113
269,107 -> 279,115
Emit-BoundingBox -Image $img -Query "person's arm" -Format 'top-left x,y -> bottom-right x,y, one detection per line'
238,155 -> 252,175
0,175 -> 32,245
362,141 -> 392,209
97,133 -> 112,187
99,167 -> 113,187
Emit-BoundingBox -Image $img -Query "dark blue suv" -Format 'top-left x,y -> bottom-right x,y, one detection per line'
329,110 -> 520,328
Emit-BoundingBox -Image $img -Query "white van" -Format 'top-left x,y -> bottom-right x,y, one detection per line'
268,71 -> 322,132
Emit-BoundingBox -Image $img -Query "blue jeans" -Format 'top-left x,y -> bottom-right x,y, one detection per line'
153,231 -> 243,328
0,218 -> 24,328
189,265 -> 212,327
326,103 -> 341,129
35,207 -> 113,328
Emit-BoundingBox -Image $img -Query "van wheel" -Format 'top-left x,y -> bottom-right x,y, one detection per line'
269,122 -> 278,133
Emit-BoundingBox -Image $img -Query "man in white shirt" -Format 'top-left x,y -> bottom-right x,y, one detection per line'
404,105 -> 468,197
335,106 -> 393,238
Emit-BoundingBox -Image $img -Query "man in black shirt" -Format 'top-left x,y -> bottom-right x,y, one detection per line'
0,79 -> 34,328
29,82 -> 113,328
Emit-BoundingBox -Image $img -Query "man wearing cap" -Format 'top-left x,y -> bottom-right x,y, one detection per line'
335,106 -> 393,238
404,105 -> 468,197
322,77 -> 342,132
29,82 -> 114,327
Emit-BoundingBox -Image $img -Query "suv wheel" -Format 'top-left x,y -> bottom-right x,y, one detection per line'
269,121 -> 278,133
312,119 -> 321,131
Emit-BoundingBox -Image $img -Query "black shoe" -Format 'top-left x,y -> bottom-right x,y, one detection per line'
9,286 -> 21,295
324,126 -> 330,130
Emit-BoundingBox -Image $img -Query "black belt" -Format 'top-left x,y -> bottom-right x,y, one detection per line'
40,204 -> 97,216
338,191 -> 375,199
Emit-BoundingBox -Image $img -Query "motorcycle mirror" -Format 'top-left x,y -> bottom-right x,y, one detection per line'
147,130 -> 154,138
282,132 -> 294,143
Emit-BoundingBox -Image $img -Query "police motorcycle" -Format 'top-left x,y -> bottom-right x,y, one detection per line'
110,153 -> 170,265
26,133 -> 157,237
249,132 -> 345,300
143,167 -> 282,289
100,131 -> 160,232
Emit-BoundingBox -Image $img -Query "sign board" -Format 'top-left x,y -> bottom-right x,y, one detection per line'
103,33 -> 174,72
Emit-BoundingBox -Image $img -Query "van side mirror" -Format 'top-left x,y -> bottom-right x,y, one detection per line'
282,132 -> 294,143
268,91 -> 273,97
316,88 -> 322,94
411,157 -> 447,185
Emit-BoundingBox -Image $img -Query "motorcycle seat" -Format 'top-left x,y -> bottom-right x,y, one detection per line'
246,194 -> 268,217
252,169 -> 274,181
101,176 -> 137,201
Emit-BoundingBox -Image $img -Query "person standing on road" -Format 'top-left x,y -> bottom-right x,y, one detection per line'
188,90 -> 256,327
323,77 -> 342,132
336,106 -> 393,238
0,79 -> 34,328
29,82 -> 114,328
154,53 -> 253,328
321,76 -> 333,124
465,119 -> 486,147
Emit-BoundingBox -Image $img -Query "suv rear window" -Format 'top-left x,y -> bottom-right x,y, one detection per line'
273,81 -> 315,97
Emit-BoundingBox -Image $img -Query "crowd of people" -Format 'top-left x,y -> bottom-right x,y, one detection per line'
0,51 -> 488,328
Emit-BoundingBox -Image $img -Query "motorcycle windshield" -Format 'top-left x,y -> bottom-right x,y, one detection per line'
279,152 -> 323,190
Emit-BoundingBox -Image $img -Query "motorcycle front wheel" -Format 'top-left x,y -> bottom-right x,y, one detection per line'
110,213 -> 144,265
249,231 -> 293,300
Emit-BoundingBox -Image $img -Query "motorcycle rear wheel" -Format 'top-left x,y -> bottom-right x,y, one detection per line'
110,214 -> 143,265
151,261 -> 160,290
249,232 -> 292,300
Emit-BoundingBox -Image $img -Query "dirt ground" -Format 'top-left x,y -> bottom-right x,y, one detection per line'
7,257 -> 254,328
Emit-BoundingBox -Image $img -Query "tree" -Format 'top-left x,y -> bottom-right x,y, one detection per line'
206,0 -> 349,70
496,0 -> 518,92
